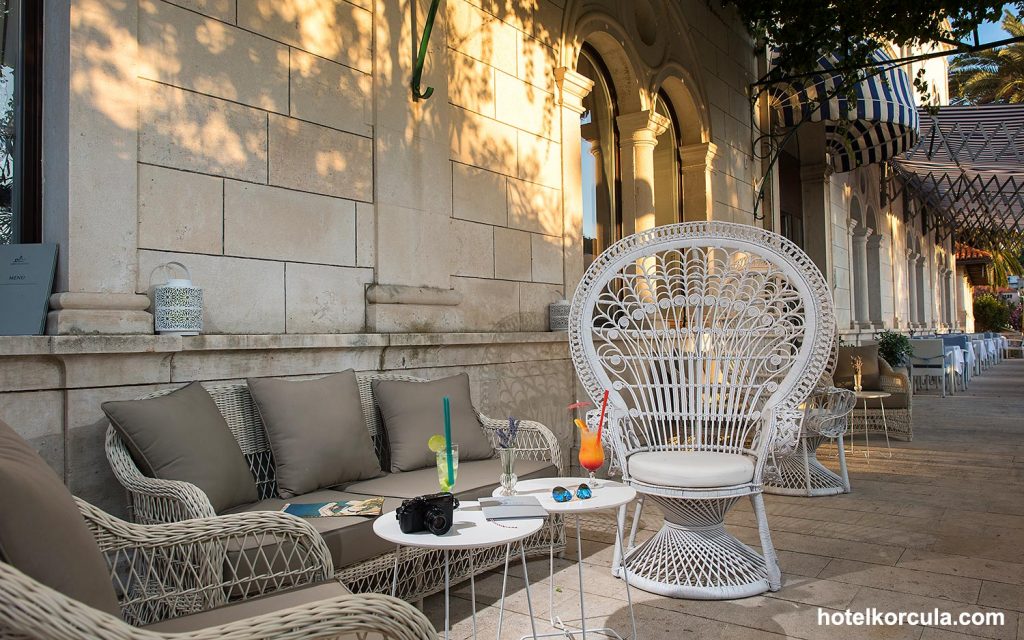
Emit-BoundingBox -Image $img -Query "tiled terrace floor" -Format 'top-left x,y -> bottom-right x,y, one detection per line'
422,358 -> 1024,639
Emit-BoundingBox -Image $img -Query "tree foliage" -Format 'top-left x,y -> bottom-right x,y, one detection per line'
950,10 -> 1024,103
974,292 -> 1011,331
725,1 -> 1019,81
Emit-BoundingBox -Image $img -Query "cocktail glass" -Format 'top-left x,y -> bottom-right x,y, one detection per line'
436,444 -> 459,493
578,430 -> 604,489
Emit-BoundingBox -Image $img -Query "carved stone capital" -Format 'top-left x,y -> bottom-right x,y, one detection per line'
679,142 -> 718,171
616,110 -> 670,147
554,67 -> 594,115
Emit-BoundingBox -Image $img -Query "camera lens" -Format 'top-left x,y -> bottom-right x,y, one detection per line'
425,506 -> 451,535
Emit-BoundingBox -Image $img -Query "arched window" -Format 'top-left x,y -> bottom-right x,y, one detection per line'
652,91 -> 681,227
578,46 -> 619,270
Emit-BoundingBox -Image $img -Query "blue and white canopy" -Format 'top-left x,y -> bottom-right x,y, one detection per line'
769,50 -> 920,172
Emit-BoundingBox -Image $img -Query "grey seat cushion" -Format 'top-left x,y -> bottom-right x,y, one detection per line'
248,371 -> 382,498
836,345 -> 882,390
372,373 -> 495,472
145,580 -> 372,634
225,490 -> 404,569
0,419 -> 121,616
102,381 -> 258,513
344,458 -> 559,501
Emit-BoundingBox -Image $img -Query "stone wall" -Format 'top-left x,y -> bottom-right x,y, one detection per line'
0,333 -> 574,516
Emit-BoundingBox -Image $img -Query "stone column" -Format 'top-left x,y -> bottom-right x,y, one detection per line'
616,110 -> 670,236
43,0 -> 152,334
867,234 -> 888,326
679,142 -> 717,222
555,68 -> 594,294
799,162 -> 833,283
907,252 -> 919,326
851,224 -> 872,327
915,255 -> 927,326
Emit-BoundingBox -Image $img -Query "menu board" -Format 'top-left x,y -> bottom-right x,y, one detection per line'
0,244 -> 57,335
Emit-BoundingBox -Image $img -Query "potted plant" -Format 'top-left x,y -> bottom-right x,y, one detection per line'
876,330 -> 913,369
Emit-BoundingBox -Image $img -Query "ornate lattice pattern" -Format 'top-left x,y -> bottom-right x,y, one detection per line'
105,375 -> 565,603
569,222 -> 834,599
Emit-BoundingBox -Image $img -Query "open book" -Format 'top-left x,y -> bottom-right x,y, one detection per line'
281,497 -> 384,518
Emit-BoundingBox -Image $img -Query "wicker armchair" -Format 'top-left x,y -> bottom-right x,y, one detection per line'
0,415 -> 434,639
837,349 -> 913,441
105,372 -> 564,601
0,499 -> 436,639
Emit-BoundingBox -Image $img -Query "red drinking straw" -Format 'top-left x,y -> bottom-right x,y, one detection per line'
596,390 -> 609,440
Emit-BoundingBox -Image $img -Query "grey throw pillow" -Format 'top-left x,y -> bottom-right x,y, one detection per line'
0,418 -> 122,616
373,373 -> 495,472
102,382 -> 258,513
248,371 -> 381,498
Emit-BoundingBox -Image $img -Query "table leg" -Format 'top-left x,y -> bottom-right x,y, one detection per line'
863,398 -> 870,459
469,551 -> 477,639
880,399 -> 891,458
576,514 -> 587,639
615,508 -> 637,639
497,543 -> 511,640
391,544 -> 400,597
521,543 -> 539,640
444,550 -> 450,640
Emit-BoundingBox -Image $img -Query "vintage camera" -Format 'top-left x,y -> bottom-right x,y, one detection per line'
396,492 -> 459,535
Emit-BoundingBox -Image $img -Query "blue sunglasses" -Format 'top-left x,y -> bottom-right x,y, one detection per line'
552,484 -> 592,503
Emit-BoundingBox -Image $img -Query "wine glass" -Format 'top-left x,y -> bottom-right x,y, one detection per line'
578,430 -> 604,489
436,444 -> 459,493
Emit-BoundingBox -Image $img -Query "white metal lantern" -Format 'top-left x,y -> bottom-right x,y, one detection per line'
548,299 -> 570,331
151,261 -> 203,336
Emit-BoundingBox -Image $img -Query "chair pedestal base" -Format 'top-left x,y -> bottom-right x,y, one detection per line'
621,494 -> 775,600
764,435 -> 849,497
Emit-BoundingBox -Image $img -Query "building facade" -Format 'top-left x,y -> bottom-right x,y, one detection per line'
0,0 -> 964,513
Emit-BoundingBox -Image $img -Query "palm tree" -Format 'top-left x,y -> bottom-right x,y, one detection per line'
950,10 -> 1024,104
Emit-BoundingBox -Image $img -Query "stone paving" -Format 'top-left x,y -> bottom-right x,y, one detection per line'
422,358 -> 1024,639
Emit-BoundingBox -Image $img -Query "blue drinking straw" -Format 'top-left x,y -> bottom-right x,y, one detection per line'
443,396 -> 454,486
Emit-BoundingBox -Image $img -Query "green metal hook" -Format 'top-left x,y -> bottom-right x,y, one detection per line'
411,0 -> 442,101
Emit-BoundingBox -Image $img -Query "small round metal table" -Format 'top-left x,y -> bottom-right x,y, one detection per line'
496,478 -> 638,640
851,390 -> 892,458
373,500 -> 544,640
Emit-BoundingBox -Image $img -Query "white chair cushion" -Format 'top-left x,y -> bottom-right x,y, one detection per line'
627,451 -> 755,488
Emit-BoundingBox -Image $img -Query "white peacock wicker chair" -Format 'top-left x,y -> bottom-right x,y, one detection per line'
568,221 -> 835,599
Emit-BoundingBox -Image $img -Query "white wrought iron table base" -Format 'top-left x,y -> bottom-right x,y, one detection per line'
390,543 -> 539,640
849,393 -> 892,459
519,514 -> 637,640
764,435 -> 850,496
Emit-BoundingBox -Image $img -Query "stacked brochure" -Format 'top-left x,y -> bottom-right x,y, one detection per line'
479,496 -> 548,521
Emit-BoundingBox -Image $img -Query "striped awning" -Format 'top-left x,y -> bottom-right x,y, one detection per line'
770,50 -> 920,172
892,104 -> 1024,245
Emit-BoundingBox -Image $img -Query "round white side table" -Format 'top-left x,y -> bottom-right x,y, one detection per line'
496,478 -> 638,640
373,500 -> 544,640
852,390 -> 892,458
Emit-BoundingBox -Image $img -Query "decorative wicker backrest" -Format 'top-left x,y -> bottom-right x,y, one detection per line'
129,373 -> 431,499
568,222 -> 835,461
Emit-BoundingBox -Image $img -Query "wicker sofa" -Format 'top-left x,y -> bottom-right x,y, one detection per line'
105,372 -> 565,602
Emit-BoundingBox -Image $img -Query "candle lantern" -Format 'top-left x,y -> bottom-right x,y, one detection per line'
151,261 -> 203,336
